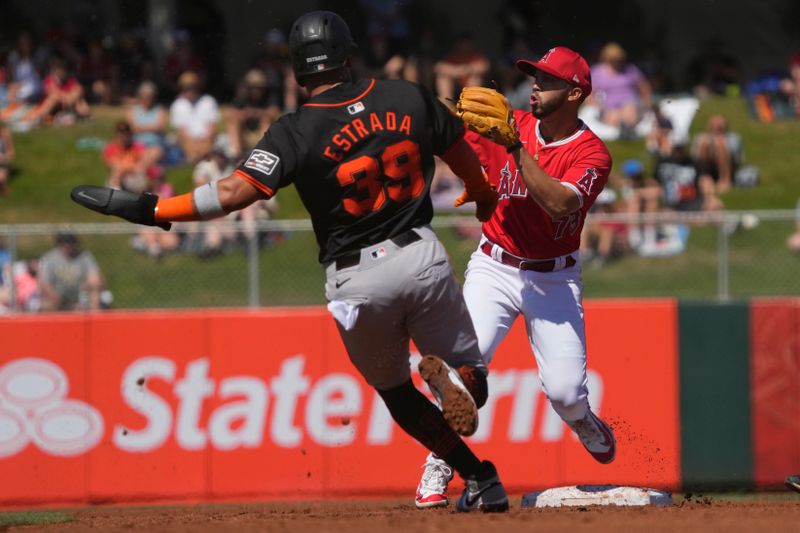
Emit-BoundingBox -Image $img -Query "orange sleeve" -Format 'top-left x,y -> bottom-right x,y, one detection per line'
440,137 -> 492,191
155,193 -> 197,222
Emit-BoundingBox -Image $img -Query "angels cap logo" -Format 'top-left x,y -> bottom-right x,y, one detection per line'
539,48 -> 556,63
244,149 -> 280,176
0,358 -> 104,457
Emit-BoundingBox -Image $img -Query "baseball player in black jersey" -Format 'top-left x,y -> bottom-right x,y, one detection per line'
71,11 -> 507,512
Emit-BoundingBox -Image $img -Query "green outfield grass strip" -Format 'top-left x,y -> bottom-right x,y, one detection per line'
0,510 -> 74,527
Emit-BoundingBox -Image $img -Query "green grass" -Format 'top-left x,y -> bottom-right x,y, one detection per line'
2,98 -> 799,307
4,97 -> 800,223
0,510 -> 74,527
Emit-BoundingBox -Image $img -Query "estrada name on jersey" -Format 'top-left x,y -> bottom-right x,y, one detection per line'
466,110 -> 612,260
234,78 -> 463,264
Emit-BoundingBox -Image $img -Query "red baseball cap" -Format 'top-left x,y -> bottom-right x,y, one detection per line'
517,47 -> 592,96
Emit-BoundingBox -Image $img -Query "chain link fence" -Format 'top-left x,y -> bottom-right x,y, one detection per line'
1,210 -> 798,313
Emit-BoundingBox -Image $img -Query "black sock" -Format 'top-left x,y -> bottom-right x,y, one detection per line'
378,379 -> 483,477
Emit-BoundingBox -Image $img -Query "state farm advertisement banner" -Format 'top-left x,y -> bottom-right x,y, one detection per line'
0,302 -> 680,506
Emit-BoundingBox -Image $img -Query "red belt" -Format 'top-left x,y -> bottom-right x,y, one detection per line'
480,241 -> 576,272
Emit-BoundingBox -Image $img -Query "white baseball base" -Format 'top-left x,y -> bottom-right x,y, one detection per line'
521,485 -> 673,508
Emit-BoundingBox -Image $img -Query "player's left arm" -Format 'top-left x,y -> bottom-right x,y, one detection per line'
512,145 -> 611,219
71,123 -> 295,229
70,171 -> 264,230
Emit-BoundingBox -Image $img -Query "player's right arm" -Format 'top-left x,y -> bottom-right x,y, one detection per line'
417,85 -> 497,221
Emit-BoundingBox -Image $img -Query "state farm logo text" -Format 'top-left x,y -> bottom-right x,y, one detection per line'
0,358 -> 104,457
0,355 -> 603,458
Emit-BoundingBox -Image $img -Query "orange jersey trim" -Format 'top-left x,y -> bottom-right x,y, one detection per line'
304,79 -> 376,108
234,169 -> 275,198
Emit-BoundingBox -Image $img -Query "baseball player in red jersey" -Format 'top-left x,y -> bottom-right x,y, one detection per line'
415,47 -> 616,508
71,11 -> 509,513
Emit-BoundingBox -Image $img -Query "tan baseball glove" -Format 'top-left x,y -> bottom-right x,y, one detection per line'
456,87 -> 520,148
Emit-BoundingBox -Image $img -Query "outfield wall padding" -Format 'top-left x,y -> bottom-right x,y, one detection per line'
0,302 -> 680,507
750,299 -> 800,489
679,301 -> 753,490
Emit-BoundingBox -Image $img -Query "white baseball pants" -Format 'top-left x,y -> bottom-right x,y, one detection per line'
463,247 -> 589,421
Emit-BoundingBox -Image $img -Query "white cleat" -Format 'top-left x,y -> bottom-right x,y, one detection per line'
567,410 -> 617,464
415,453 -> 454,509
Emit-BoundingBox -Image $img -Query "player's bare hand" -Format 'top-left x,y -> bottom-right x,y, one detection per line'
71,185 -> 171,230
454,186 -> 498,222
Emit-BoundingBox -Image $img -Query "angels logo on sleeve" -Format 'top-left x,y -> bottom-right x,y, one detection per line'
575,168 -> 599,195
244,149 -> 280,176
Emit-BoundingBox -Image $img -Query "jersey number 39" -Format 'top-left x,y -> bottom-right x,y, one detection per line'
335,140 -> 424,217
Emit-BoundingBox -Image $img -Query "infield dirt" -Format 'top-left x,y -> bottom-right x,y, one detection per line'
9,495 -> 800,533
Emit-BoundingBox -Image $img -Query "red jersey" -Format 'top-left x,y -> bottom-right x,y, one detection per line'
102,141 -> 146,170
466,110 -> 612,260
43,74 -> 80,94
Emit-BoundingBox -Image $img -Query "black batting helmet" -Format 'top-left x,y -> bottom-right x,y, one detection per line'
289,11 -> 356,85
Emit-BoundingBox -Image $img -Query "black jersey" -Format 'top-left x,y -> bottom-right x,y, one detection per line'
235,78 -> 464,264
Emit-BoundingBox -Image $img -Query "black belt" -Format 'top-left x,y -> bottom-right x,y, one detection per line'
480,241 -> 576,272
334,229 -> 423,270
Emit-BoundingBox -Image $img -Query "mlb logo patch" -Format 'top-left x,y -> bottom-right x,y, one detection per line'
244,149 -> 280,176
370,247 -> 387,260
347,101 -> 365,115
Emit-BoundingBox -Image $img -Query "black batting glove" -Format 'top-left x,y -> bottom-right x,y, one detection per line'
71,185 -> 172,230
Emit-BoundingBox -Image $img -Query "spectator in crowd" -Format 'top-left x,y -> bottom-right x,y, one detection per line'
251,28 -> 298,112
0,236 -> 10,283
1,33 -> 43,121
0,257 -> 40,313
655,143 -> 722,212
691,114 -> 741,194
38,232 -> 104,312
188,148 -> 277,256
0,55 -> 8,109
112,30 -> 156,103
580,188 -> 629,268
645,104 -> 674,158
77,39 -> 113,105
783,52 -> 800,117
383,54 -> 419,83
619,159 -> 662,250
131,174 -> 180,259
430,157 -> 465,212
188,148 -> 237,256
0,237 -> 15,312
0,123 -> 14,196
169,71 -> 219,164
103,120 -> 151,192
226,69 -> 276,159
589,42 -> 652,137
127,81 -> 167,168
434,33 -> 489,102
25,58 -> 90,125
788,198 -> 800,254
163,30 -> 207,97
